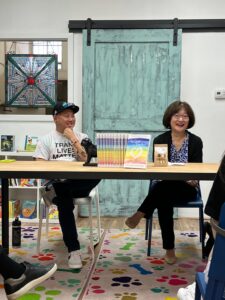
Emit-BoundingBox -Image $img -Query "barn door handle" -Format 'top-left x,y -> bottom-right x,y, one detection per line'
173,18 -> 179,46
86,18 -> 92,46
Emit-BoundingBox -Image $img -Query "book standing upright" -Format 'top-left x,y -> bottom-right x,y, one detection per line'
1,135 -> 15,152
24,135 -> 38,151
124,134 -> 151,169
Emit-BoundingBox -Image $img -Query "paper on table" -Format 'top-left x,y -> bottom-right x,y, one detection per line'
168,162 -> 185,166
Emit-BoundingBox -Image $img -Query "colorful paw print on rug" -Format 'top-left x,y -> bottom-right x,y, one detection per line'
87,285 -> 105,294
32,253 -> 56,261
156,274 -> 188,286
111,276 -> 142,287
151,286 -> 169,294
22,226 -> 38,240
178,260 -> 206,272
58,278 -> 81,288
98,254 -> 108,260
101,249 -> 111,254
91,268 -> 104,281
97,260 -> 113,268
114,253 -> 142,262
110,268 -> 127,274
146,257 -> 165,270
103,238 -> 110,245
147,256 -> 165,265
16,286 -> 61,300
115,292 -> 138,299
180,232 -> 198,237
22,226 -> 38,232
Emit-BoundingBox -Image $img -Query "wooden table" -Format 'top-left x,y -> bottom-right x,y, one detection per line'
0,161 -> 219,253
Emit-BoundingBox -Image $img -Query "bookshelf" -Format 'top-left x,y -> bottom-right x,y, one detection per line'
0,152 -> 58,223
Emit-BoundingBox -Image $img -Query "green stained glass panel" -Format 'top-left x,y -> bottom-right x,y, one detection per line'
5,54 -> 57,107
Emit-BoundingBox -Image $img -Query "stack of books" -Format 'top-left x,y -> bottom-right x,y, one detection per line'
96,133 -> 129,167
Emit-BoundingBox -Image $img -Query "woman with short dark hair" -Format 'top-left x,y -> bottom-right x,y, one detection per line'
126,100 -> 203,264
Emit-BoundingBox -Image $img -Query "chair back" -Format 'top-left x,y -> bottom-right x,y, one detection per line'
208,202 -> 225,282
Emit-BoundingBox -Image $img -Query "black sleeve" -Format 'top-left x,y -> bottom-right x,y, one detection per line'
189,136 -> 203,163
204,154 -> 225,220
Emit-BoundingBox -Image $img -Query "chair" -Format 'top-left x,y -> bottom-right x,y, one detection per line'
36,186 -> 101,254
195,202 -> 225,300
145,182 -> 205,258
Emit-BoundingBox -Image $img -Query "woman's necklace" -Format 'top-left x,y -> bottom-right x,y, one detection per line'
172,133 -> 186,151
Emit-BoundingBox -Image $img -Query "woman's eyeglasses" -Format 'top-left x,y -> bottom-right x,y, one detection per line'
173,114 -> 189,120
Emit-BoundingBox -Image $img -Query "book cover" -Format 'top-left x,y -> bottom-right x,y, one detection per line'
20,200 -> 36,219
1,135 -> 15,152
124,134 -> 151,169
154,144 -> 168,166
19,178 -> 37,187
24,135 -> 38,151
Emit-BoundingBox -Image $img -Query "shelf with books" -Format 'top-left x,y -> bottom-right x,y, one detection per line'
0,152 -> 58,224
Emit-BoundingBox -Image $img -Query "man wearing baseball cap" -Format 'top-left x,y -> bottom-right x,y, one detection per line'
33,101 -> 100,269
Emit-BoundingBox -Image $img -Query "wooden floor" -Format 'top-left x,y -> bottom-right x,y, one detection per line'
76,216 -> 200,231
76,216 -> 201,255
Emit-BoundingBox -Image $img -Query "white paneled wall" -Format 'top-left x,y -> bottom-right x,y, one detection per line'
1,0 -> 225,217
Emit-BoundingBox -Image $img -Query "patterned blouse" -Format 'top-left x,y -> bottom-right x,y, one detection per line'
170,133 -> 189,163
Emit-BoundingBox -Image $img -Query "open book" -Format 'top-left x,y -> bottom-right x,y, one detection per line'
124,134 -> 151,169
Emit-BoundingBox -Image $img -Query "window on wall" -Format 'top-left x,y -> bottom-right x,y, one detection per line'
33,41 -> 62,69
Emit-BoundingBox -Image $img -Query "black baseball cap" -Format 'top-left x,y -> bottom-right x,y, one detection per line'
52,102 -> 79,116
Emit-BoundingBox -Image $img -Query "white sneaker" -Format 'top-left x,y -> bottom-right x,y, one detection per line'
68,250 -> 82,269
40,185 -> 56,207
177,282 -> 196,300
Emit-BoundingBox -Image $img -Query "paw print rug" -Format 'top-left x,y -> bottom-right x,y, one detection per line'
82,229 -> 206,300
0,226 -> 102,300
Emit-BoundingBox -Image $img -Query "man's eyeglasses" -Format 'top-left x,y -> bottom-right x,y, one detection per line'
173,114 -> 189,120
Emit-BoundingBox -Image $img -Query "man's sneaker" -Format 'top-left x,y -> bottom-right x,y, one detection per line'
40,183 -> 56,207
177,282 -> 196,300
68,250 -> 82,269
5,262 -> 57,300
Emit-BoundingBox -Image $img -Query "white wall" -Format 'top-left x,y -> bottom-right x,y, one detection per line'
1,0 -> 225,216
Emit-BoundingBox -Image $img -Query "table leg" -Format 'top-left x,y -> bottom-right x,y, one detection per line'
2,178 -> 9,254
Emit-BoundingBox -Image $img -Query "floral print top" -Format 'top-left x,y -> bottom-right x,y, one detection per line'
170,133 -> 189,163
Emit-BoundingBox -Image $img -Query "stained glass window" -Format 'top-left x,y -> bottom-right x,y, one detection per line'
33,41 -> 62,69
5,54 -> 58,107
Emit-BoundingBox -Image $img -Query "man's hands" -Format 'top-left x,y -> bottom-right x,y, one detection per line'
63,128 -> 87,161
186,180 -> 199,187
63,128 -> 76,141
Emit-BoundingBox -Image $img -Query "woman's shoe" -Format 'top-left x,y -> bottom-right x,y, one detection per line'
164,255 -> 177,265
125,211 -> 145,229
164,249 -> 177,264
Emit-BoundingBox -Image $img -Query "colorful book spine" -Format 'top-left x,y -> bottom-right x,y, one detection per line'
96,132 -> 129,167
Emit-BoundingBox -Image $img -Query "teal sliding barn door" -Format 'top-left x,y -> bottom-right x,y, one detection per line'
82,29 -> 182,216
